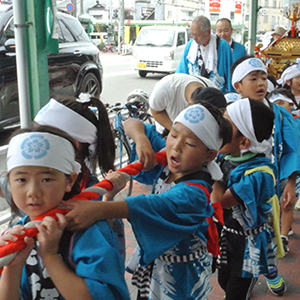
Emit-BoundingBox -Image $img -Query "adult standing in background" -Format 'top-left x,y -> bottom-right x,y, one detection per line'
149,73 -> 216,135
215,18 -> 247,62
176,15 -> 234,93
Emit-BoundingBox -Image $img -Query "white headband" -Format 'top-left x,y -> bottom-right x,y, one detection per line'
277,64 -> 300,85
232,58 -> 267,87
224,92 -> 242,103
267,80 -> 275,93
34,99 -> 97,144
268,93 -> 294,104
7,132 -> 81,174
174,104 -> 223,180
227,98 -> 269,154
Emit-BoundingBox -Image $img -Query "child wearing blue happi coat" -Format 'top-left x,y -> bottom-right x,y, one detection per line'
62,102 -> 232,300
212,99 -> 284,299
230,55 -> 300,260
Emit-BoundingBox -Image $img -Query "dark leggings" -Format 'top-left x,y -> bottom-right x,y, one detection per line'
218,264 -> 258,300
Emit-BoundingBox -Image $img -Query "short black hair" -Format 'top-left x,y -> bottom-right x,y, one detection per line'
267,74 -> 278,89
216,18 -> 232,27
196,101 -> 232,147
230,54 -> 254,80
191,87 -> 227,110
267,87 -> 296,105
249,99 -> 274,142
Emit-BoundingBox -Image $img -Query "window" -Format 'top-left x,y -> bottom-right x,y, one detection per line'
272,16 -> 276,25
177,32 -> 185,46
264,15 -> 268,23
230,12 -> 235,23
167,10 -> 172,18
210,13 -> 219,23
273,0 -> 276,8
57,20 -> 75,43
265,0 -> 269,7
4,17 -> 14,39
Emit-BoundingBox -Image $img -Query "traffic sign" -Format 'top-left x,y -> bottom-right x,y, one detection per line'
66,3 -> 74,12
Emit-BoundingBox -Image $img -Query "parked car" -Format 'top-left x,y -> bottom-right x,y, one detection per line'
131,26 -> 191,77
0,5 -> 103,132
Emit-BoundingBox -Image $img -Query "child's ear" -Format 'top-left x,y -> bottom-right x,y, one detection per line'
234,82 -> 243,94
65,172 -> 78,193
206,149 -> 218,163
239,136 -> 251,150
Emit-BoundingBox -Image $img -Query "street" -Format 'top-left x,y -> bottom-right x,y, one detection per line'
100,53 -> 165,105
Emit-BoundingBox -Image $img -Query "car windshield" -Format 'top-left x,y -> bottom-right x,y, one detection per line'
136,29 -> 175,47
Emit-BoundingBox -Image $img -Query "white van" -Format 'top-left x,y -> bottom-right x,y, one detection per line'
131,26 -> 191,77
90,32 -> 108,46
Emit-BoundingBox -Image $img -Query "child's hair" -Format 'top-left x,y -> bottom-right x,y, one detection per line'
249,99 -> 274,142
44,95 -> 115,175
267,87 -> 296,105
8,125 -> 81,215
191,87 -> 227,111
267,74 -> 278,89
281,62 -> 298,89
230,54 -> 254,80
197,100 -> 232,147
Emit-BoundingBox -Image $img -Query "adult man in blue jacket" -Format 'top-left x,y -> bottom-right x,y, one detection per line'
176,15 -> 234,93
215,18 -> 247,63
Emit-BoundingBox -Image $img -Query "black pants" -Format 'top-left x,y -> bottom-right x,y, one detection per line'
218,263 -> 258,300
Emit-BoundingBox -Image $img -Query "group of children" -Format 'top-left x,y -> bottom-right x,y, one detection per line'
0,54 -> 300,300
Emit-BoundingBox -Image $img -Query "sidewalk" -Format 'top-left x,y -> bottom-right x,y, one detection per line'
123,181 -> 300,299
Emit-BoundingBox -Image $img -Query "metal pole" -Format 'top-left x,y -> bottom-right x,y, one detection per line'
12,0 -> 31,128
249,0 -> 258,55
118,0 -> 124,53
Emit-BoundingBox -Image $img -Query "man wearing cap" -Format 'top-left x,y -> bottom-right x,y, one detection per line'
269,26 -> 286,45
215,18 -> 247,63
176,15 -> 234,93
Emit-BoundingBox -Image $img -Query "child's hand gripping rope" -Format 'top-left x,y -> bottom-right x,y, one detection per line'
0,152 -> 168,273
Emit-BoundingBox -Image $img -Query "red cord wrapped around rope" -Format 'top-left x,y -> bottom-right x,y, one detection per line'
0,152 -> 167,272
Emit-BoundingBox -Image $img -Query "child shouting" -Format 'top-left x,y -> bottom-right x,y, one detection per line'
63,102 -> 232,299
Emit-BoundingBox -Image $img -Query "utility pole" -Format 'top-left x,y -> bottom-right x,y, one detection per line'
118,0 -> 124,53
80,0 -> 84,15
249,0 -> 258,55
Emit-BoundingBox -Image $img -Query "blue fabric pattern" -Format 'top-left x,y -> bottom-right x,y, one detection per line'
21,134 -> 50,159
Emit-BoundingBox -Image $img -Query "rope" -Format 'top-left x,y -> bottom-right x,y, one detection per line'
0,152 -> 167,273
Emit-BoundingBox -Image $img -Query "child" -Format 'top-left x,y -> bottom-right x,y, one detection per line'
33,96 -> 126,259
277,63 -> 300,116
212,98 -> 284,299
63,102 -> 232,299
231,55 -> 300,253
0,125 -> 130,300
267,89 -> 300,214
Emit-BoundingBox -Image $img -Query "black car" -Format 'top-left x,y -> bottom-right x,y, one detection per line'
0,5 -> 103,132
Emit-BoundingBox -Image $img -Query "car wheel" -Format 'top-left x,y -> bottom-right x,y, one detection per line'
138,70 -> 147,78
79,73 -> 101,97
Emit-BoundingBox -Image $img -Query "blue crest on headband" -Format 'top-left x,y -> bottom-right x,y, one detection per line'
297,64 -> 300,71
227,93 -> 239,100
21,134 -> 50,159
184,106 -> 205,124
36,102 -> 50,117
248,58 -> 263,68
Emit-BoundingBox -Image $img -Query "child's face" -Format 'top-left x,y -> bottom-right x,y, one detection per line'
166,122 -> 216,181
286,75 -> 300,95
234,71 -> 268,101
219,111 -> 244,156
274,100 -> 294,114
9,166 -> 76,219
